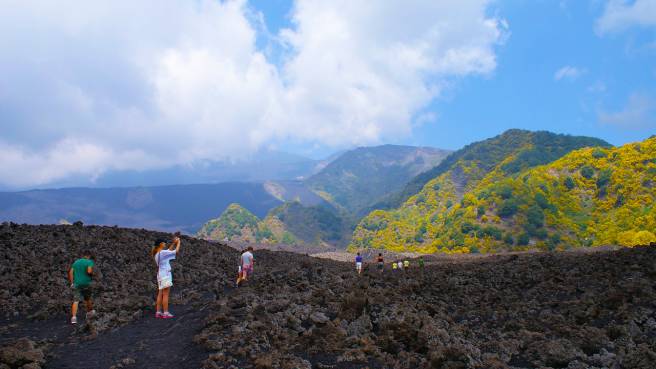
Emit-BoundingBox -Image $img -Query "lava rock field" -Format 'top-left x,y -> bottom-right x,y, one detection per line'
1,223 -> 655,369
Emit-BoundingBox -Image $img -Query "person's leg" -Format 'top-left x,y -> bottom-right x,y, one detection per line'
162,287 -> 170,313
84,298 -> 93,313
71,301 -> 79,318
236,267 -> 243,285
156,289 -> 163,313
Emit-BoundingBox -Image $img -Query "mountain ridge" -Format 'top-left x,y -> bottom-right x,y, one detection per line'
351,134 -> 653,253
368,129 -> 612,213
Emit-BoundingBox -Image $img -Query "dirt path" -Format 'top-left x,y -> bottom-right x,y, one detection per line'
44,302 -> 211,369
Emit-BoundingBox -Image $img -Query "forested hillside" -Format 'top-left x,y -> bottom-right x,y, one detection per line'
370,129 -> 611,212
197,201 -> 349,246
350,130 -> 641,253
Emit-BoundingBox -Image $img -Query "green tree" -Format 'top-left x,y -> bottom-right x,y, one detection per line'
498,200 -> 518,217
580,165 -> 595,179
526,205 -> 544,228
592,148 -> 607,159
503,233 -> 514,245
564,176 -> 575,190
517,233 -> 530,246
596,169 -> 612,188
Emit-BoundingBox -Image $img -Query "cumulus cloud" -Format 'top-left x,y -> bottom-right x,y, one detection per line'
596,0 -> 656,35
598,93 -> 656,128
554,65 -> 585,81
0,0 -> 506,188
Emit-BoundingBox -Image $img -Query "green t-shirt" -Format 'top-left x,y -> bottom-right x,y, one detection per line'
72,258 -> 94,287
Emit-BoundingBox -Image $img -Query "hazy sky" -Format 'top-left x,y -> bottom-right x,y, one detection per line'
0,0 -> 655,188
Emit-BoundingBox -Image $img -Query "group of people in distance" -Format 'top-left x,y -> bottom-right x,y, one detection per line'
354,252 -> 425,275
68,233 -> 258,324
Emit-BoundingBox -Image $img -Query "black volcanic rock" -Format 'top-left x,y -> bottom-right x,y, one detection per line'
1,224 -> 655,369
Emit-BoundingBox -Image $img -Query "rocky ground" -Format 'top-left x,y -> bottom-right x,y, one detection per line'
1,223 -> 655,369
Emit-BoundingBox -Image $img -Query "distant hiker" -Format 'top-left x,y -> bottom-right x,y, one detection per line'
392,261 -> 398,271
355,252 -> 363,275
236,248 -> 245,287
152,235 -> 181,319
403,259 -> 410,271
397,260 -> 403,270
377,253 -> 384,273
237,247 -> 254,286
69,250 -> 96,324
418,256 -> 425,270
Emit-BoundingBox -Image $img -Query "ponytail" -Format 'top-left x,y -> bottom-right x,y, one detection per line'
151,239 -> 166,257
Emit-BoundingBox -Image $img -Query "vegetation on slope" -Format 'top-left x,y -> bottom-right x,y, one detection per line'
370,129 -> 611,212
197,201 -> 349,246
350,130 -> 640,253
196,203 -> 263,242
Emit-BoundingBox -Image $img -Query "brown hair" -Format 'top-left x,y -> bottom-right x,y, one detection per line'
150,239 -> 166,257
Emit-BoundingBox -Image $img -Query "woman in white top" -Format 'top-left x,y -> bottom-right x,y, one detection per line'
151,235 -> 181,319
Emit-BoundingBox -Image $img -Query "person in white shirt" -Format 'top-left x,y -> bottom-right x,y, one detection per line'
151,234 -> 181,319
236,247 -> 254,286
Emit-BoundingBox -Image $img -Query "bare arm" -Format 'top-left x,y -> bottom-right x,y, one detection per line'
174,237 -> 181,253
68,268 -> 74,284
87,266 -> 93,276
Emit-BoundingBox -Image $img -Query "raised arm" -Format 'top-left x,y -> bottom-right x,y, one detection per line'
174,237 -> 181,253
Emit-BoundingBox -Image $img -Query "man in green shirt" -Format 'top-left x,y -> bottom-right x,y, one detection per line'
69,250 -> 95,324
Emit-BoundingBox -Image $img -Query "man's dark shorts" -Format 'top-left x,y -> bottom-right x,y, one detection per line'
73,285 -> 92,301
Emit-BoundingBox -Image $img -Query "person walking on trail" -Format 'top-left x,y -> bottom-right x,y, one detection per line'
392,261 -> 398,271
237,247 -> 254,286
397,260 -> 403,271
419,256 -> 425,270
69,250 -> 96,324
403,259 -> 410,271
355,252 -> 363,275
376,253 -> 384,273
152,234 -> 181,319
236,248 -> 245,287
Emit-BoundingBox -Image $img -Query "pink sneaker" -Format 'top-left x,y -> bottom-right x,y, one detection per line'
161,312 -> 175,319
155,312 -> 163,319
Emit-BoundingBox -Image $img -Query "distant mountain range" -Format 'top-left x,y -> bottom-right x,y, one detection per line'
305,145 -> 451,215
0,183 -> 282,234
0,144 -> 448,239
3,149 -> 330,191
196,145 -> 452,246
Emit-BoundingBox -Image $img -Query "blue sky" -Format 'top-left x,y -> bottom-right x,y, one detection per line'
253,0 -> 656,153
0,0 -> 654,187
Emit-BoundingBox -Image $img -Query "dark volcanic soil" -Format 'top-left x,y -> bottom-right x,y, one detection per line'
1,223 -> 656,369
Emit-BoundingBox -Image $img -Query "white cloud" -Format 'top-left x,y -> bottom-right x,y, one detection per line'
554,65 -> 585,81
596,0 -> 656,35
598,93 -> 656,128
0,0 -> 506,188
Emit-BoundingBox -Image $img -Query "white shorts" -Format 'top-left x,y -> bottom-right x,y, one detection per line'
158,273 -> 173,290
356,262 -> 362,270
